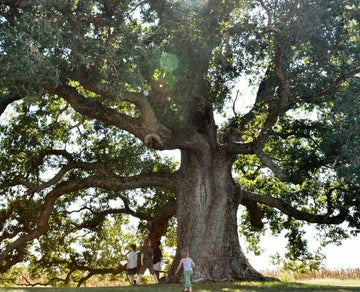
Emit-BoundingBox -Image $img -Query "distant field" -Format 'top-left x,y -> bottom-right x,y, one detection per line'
264,268 -> 360,281
298,279 -> 360,286
1,280 -> 360,292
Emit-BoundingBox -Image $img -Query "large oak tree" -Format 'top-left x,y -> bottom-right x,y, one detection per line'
1,0 -> 360,285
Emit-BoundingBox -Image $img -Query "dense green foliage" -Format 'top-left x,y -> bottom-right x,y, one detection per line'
0,0 -> 359,286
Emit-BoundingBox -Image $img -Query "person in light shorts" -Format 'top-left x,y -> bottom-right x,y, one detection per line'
153,240 -> 163,280
136,238 -> 159,284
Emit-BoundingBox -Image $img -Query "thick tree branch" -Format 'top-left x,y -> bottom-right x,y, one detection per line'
239,188 -> 347,225
274,46 -> 289,109
241,199 -> 264,229
148,197 -> 177,243
292,67 -> 360,106
41,82 -> 177,149
236,68 -> 277,130
224,140 -> 254,155
13,257 -> 127,287
35,3 -> 178,150
0,150 -> 114,194
253,45 -> 289,148
316,67 -> 360,98
0,171 -> 178,272
72,263 -> 127,287
259,0 -> 284,34
71,196 -> 177,244
0,93 -> 22,116
252,145 -> 289,181
42,83 -> 142,134
241,67 -> 359,183
76,65 -> 163,134
227,68 -> 290,175
231,39 -> 290,179
58,2 -> 117,33
230,65 -> 286,151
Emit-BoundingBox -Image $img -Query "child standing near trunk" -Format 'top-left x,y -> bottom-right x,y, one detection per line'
175,247 -> 195,292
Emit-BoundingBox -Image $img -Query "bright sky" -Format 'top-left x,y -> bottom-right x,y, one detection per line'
240,230 -> 360,271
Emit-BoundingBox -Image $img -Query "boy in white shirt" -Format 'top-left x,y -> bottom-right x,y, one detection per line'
127,244 -> 138,285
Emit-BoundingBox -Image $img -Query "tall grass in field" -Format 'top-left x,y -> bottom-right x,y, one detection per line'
263,268 -> 360,281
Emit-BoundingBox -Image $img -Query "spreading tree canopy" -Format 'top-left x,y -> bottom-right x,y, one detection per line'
1,0 -> 360,286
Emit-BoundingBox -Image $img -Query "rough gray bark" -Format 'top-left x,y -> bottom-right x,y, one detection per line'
170,148 -> 265,281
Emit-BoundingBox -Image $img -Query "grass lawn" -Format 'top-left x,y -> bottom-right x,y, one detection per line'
1,280 -> 360,292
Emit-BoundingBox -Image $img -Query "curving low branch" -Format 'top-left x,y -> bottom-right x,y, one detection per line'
239,187 -> 348,225
10,257 -> 128,287
0,170 -> 179,273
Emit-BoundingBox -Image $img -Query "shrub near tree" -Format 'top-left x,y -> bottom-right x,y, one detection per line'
0,0 -> 360,286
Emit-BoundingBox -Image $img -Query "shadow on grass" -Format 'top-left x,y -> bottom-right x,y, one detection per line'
1,281 -> 360,292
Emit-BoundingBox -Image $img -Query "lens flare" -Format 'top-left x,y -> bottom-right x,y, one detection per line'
160,53 -> 179,72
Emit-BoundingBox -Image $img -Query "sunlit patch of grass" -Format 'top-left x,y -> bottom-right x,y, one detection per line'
1,280 -> 360,292
1,270 -> 360,291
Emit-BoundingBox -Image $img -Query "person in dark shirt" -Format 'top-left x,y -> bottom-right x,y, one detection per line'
153,240 -> 163,280
136,238 -> 159,284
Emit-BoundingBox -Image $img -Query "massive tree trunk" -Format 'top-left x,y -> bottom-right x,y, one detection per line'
169,146 -> 265,281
